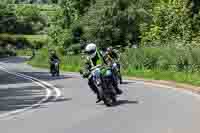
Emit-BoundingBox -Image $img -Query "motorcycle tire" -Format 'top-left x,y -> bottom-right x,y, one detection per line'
52,72 -> 55,77
119,75 -> 123,84
56,72 -> 60,77
103,94 -> 116,107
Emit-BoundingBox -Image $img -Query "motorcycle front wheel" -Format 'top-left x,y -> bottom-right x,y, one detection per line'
103,94 -> 117,107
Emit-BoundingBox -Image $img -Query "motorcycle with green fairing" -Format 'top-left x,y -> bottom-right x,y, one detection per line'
81,64 -> 117,107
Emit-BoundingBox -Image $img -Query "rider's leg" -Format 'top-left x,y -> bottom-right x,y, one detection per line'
117,63 -> 123,84
57,64 -> 60,76
50,63 -> 53,73
88,77 -> 101,103
112,76 -> 123,95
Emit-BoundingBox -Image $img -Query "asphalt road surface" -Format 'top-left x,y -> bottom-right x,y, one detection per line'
0,57 -> 200,133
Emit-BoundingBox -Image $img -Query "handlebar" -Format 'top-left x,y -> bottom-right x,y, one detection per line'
51,59 -> 60,64
90,65 -> 102,71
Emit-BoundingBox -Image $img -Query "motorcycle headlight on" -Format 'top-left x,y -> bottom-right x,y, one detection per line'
113,63 -> 117,67
105,69 -> 112,77
92,68 -> 101,77
91,68 -> 101,85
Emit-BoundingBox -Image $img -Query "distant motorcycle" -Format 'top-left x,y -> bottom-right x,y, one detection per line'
50,59 -> 60,77
89,65 -> 117,107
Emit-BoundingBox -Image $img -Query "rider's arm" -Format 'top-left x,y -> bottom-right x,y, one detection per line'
100,51 -> 108,65
55,55 -> 60,61
81,59 -> 92,78
49,56 -> 53,63
112,50 -> 119,61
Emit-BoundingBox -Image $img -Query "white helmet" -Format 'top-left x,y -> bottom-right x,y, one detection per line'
85,43 -> 97,58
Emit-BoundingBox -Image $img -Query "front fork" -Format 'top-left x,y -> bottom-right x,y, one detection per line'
92,68 -> 101,86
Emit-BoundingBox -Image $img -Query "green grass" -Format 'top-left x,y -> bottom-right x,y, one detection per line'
0,34 -> 48,50
28,48 -> 83,72
0,48 -> 16,57
28,48 -> 200,87
123,69 -> 200,86
0,34 -> 48,43
16,49 -> 33,56
13,4 -> 60,20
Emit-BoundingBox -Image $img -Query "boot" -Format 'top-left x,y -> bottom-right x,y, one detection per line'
96,94 -> 102,103
88,78 -> 102,103
115,87 -> 123,95
113,79 -> 123,95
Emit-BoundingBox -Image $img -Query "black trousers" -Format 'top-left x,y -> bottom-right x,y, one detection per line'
50,63 -> 60,73
88,77 -> 99,95
88,75 -> 120,96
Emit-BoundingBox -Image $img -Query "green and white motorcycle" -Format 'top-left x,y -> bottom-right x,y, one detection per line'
89,65 -> 117,107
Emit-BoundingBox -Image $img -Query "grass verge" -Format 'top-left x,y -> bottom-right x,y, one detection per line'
123,69 -> 200,86
27,48 -> 200,87
0,34 -> 48,43
16,49 -> 33,56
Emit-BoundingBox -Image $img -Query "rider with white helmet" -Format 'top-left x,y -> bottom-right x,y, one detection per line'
84,43 -> 103,66
80,43 -> 123,103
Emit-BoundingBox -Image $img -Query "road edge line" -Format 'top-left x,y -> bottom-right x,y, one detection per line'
0,66 -> 52,119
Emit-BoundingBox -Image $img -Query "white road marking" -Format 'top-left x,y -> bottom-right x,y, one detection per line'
16,72 -> 62,99
124,79 -> 200,100
144,82 -> 200,100
62,73 -> 200,100
0,66 -> 61,119
1,61 -> 199,119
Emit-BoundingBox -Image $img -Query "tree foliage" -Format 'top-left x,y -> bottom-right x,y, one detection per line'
2,0 -> 200,52
141,0 -> 190,46
0,3 -> 17,33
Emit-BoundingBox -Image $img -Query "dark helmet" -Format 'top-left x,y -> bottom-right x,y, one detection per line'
49,49 -> 56,55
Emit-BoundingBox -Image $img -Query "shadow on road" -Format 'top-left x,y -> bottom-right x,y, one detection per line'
0,85 -> 71,113
0,86 -> 44,112
114,100 -> 139,106
0,56 -> 28,64
52,97 -> 72,103
0,71 -> 73,85
99,99 -> 139,107
121,81 -> 136,85
20,71 -> 73,81
0,56 -> 74,83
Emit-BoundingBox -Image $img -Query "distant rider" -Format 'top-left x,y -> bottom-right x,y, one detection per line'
49,50 -> 60,74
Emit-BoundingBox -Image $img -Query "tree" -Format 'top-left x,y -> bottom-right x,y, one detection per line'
73,0 -> 96,15
187,0 -> 200,17
80,0 -> 150,48
59,0 -> 79,28
15,5 -> 47,34
140,0 -> 193,47
0,3 -> 17,33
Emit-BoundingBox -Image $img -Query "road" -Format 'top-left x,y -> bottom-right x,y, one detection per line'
0,57 -> 200,133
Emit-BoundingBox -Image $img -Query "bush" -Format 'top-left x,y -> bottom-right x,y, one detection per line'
29,48 -> 84,71
0,48 -> 16,57
81,0 -> 148,47
140,0 -> 192,47
121,47 -> 200,73
0,34 -> 47,49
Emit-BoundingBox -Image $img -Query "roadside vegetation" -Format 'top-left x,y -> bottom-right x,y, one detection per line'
1,0 -> 200,86
29,47 -> 200,86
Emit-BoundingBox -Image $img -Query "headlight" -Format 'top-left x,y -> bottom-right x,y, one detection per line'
105,70 -> 112,77
113,63 -> 117,67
